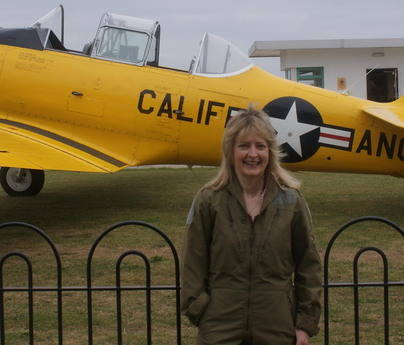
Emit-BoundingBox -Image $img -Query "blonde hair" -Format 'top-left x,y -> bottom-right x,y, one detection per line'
204,106 -> 300,190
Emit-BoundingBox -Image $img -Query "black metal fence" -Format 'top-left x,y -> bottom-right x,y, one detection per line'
0,216 -> 403,345
323,216 -> 403,345
0,221 -> 181,345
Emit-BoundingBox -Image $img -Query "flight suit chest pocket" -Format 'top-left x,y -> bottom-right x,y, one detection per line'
209,217 -> 244,273
257,206 -> 295,276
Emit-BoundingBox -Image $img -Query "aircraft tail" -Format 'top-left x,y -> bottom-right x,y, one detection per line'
362,98 -> 404,129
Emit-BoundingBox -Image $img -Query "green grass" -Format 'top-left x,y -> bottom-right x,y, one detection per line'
0,168 -> 403,344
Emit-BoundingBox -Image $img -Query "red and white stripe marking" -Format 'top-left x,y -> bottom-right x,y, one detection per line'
319,126 -> 352,148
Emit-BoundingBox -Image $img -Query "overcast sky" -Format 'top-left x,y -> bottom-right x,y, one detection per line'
1,0 -> 404,75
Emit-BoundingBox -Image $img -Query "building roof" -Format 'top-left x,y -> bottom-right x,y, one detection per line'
249,38 -> 404,57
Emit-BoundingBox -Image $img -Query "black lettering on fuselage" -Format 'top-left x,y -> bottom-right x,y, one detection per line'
137,90 -> 245,128
138,89 -> 156,114
355,130 -> 403,160
376,132 -> 396,159
355,129 -> 372,155
157,93 -> 173,118
205,101 -> 225,125
197,99 -> 205,124
399,138 -> 404,161
225,106 -> 244,126
176,96 -> 193,122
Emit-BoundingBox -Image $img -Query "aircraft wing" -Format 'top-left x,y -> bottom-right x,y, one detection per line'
362,98 -> 404,129
0,119 -> 128,172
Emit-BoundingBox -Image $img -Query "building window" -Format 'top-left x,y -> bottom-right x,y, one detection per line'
366,68 -> 398,102
297,67 -> 324,88
285,69 -> 292,80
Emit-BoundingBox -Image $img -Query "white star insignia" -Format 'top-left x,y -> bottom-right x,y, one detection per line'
269,101 -> 319,157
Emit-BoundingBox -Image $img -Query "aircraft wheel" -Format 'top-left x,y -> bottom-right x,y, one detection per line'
0,167 -> 45,196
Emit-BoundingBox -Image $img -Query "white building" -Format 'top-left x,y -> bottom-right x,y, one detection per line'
249,38 -> 404,102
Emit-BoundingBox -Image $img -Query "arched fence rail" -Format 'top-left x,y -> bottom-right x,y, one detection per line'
0,222 -> 63,345
0,221 -> 181,345
323,216 -> 404,345
0,216 -> 403,345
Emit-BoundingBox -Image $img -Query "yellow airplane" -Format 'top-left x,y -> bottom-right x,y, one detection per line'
0,6 -> 403,196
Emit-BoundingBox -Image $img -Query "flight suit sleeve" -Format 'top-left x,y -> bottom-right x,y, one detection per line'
291,192 -> 322,337
181,189 -> 214,326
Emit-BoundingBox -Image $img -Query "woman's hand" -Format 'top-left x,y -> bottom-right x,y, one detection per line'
296,329 -> 310,345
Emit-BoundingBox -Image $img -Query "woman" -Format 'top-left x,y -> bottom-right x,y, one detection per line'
181,107 -> 322,345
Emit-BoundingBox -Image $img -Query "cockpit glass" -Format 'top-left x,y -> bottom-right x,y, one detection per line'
31,5 -> 64,46
193,33 -> 253,75
95,26 -> 149,64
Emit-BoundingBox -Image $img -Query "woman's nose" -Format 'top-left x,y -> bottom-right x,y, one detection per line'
247,146 -> 258,156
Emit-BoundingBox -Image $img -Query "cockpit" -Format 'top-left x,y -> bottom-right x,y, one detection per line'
87,12 -> 160,67
0,5 -> 253,77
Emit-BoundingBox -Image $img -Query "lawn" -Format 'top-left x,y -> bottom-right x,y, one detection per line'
0,168 -> 403,344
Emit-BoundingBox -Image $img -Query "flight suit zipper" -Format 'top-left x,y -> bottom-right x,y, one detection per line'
246,215 -> 257,342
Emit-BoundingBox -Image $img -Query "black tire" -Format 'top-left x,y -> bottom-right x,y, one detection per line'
0,167 -> 45,196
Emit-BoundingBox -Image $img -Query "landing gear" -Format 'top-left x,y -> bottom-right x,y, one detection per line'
0,167 -> 45,196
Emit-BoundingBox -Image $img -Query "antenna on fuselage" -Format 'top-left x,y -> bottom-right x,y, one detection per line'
341,64 -> 380,96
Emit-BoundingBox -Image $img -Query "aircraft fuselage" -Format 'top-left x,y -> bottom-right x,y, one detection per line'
0,45 -> 402,177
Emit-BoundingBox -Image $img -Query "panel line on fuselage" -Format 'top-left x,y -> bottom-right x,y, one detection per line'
0,119 -> 126,167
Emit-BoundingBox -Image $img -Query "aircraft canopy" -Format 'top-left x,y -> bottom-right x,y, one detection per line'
3,5 -> 251,75
31,5 -> 64,48
192,33 -> 253,76
92,13 -> 160,66
98,13 -> 158,36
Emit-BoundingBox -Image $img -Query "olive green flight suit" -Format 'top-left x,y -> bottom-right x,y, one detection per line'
181,176 -> 322,345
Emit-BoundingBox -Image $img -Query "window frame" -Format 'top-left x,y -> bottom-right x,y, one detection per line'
296,66 -> 324,88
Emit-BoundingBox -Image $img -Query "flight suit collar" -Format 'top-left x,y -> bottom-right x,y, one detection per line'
226,170 -> 281,215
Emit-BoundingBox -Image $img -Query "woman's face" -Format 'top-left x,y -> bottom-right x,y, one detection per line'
233,130 -> 269,180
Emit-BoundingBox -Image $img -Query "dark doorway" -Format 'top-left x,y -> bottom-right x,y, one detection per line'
366,68 -> 398,102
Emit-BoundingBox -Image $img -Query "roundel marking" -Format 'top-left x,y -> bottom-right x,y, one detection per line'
263,97 -> 323,163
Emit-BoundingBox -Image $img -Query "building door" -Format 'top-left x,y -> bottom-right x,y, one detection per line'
366,68 -> 398,102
